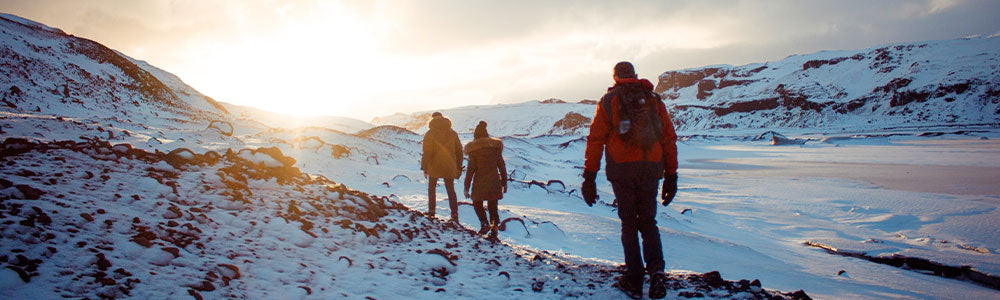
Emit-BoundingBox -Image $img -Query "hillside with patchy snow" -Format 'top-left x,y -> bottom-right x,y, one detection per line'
0,13 -> 228,124
655,36 -> 1000,131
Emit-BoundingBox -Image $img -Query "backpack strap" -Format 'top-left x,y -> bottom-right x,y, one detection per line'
599,91 -> 616,132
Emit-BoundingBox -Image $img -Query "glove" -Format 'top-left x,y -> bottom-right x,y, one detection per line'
582,171 -> 598,207
661,173 -> 677,206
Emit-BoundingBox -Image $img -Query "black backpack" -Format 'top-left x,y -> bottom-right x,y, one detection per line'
602,84 -> 663,151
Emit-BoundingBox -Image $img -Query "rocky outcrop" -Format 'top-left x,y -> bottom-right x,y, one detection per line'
656,37 -> 1000,130
547,112 -> 591,135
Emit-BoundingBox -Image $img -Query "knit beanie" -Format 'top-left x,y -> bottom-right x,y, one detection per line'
474,121 -> 488,139
614,61 -> 636,78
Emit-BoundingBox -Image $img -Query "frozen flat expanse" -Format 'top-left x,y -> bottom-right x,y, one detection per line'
338,131 -> 1000,299
703,138 -> 1000,196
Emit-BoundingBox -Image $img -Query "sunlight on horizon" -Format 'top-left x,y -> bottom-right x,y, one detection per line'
4,0 -> 995,120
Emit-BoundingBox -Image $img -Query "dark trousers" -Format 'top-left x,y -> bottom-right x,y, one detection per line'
428,177 -> 458,219
472,196 -> 499,228
611,178 -> 665,282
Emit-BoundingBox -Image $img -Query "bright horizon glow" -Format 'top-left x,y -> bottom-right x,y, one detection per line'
3,0 -> 1000,121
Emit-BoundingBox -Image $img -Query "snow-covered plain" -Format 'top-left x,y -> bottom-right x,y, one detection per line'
2,12 -> 1000,300
346,125 -> 1000,299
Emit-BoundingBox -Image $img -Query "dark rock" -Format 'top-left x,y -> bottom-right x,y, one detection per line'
701,270 -> 725,288
14,184 -> 45,200
187,289 -> 203,300
189,280 -> 215,292
254,147 -> 296,167
162,247 -> 180,258
787,290 -> 812,300
95,253 -> 111,270
550,112 -> 591,134
207,120 -> 234,136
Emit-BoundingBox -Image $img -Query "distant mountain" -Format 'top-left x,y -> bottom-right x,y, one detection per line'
656,36 -> 1000,131
371,99 -> 597,137
375,37 -> 1000,136
220,102 -> 373,133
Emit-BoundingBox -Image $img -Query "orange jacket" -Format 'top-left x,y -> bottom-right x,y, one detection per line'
584,78 -> 677,181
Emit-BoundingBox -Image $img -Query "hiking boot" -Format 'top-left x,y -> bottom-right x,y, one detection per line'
614,276 -> 643,299
648,271 -> 667,299
487,226 -> 499,242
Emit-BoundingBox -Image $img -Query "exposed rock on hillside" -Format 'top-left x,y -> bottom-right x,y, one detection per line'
547,112 -> 591,135
656,37 -> 1000,131
0,137 -> 809,299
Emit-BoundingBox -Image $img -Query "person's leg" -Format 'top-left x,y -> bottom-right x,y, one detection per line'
427,177 -> 438,217
444,179 -> 459,221
611,181 -> 644,285
488,197 -> 499,238
472,195 -> 488,233
636,178 -> 665,274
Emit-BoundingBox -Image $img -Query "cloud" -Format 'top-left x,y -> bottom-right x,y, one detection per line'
3,0 -> 1000,119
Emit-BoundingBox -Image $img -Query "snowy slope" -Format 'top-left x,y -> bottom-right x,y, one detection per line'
0,13 -> 227,122
656,37 -> 1000,131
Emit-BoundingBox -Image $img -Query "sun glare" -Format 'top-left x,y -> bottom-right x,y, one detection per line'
172,3 -> 391,119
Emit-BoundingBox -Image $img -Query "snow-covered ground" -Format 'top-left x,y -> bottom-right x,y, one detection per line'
336,126 -> 1000,299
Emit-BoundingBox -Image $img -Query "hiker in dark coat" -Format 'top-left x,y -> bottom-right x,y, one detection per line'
582,61 -> 678,299
463,121 -> 507,239
421,112 -> 463,221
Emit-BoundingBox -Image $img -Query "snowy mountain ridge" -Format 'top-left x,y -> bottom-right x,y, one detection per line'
374,36 -> 1000,136
371,99 -> 597,137
0,13 -> 227,122
657,36 -> 1000,131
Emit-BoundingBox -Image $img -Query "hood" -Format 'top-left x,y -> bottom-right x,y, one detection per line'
428,115 -> 452,131
610,77 -> 654,91
465,137 -> 503,154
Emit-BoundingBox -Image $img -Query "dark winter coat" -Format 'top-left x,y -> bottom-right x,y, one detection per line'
463,137 -> 507,200
422,116 -> 463,179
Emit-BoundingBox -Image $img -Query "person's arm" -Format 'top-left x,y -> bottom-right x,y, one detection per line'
658,102 -> 678,175
421,135 -> 431,172
453,133 -> 463,173
584,95 -> 612,174
464,154 -> 477,198
498,144 -> 508,193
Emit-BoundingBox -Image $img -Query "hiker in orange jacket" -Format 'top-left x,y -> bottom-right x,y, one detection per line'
582,61 -> 678,299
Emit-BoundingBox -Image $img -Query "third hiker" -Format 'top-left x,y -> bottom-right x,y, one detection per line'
463,121 -> 508,240
581,61 -> 678,299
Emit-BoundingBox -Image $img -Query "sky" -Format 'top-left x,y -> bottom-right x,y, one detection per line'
3,0 -> 1000,121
